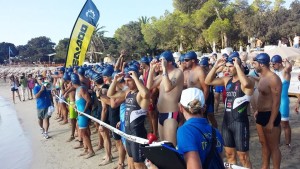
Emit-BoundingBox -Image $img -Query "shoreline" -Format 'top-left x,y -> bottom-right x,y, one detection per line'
0,80 -> 300,168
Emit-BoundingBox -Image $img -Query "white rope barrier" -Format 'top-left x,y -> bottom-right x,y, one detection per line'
54,94 -> 248,169
55,94 -> 150,144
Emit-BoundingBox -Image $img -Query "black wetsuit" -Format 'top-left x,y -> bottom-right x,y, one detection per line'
109,105 -> 121,140
222,78 -> 250,152
125,91 -> 147,162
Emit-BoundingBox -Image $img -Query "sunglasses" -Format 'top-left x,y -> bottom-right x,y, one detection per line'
184,59 -> 191,62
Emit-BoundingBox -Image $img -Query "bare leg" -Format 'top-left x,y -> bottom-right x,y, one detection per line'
12,91 -> 15,104
127,156 -> 135,169
224,147 -> 237,165
99,128 -> 112,165
158,122 -> 164,141
237,151 -> 252,168
16,90 -> 21,102
116,140 -> 126,169
264,126 -> 281,169
163,119 -> 178,146
256,124 -> 270,169
281,121 -> 291,146
148,110 -> 158,136
134,162 -> 147,169
81,128 -> 95,159
43,118 -> 50,133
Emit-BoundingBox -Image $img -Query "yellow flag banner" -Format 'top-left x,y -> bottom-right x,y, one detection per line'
65,0 -> 100,67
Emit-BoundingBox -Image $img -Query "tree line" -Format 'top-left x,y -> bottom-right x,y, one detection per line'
0,0 -> 299,64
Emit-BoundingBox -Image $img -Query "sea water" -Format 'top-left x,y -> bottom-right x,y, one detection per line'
0,96 -> 32,169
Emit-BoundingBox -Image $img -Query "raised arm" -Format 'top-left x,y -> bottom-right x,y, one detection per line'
107,73 -> 126,99
205,59 -> 227,86
234,59 -> 254,91
147,59 -> 161,90
130,71 -> 149,99
160,58 -> 183,92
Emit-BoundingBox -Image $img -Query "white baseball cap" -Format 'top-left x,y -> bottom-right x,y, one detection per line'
180,88 -> 205,108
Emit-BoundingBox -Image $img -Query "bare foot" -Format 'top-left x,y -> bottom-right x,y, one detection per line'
78,149 -> 88,157
113,163 -> 125,169
60,121 -> 68,125
99,158 -> 112,166
66,136 -> 75,142
73,143 -> 84,149
85,151 -> 95,159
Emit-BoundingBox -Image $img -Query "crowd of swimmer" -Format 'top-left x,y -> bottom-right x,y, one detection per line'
47,50 -> 291,169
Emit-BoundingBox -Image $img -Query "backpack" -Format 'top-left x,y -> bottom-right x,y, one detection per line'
192,125 -> 225,169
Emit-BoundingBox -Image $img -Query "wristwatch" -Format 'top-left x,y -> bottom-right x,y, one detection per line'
162,73 -> 168,76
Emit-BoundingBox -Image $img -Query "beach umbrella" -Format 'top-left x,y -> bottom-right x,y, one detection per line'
264,47 -> 300,60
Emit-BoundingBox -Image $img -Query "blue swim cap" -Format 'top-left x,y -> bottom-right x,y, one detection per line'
160,51 -> 174,62
87,70 -> 95,78
200,58 -> 209,67
185,51 -> 197,60
92,73 -> 103,84
222,53 -> 229,59
102,66 -> 114,77
78,67 -> 85,76
229,52 -> 240,58
271,55 -> 282,63
254,53 -> 270,65
125,65 -> 140,78
140,56 -> 150,64
179,54 -> 185,62
59,67 -> 65,73
226,53 -> 241,65
74,66 -> 79,71
71,73 -> 80,85
67,67 -> 73,73
63,73 -> 71,81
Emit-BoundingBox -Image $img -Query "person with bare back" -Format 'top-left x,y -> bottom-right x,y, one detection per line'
147,51 -> 184,146
252,53 -> 282,169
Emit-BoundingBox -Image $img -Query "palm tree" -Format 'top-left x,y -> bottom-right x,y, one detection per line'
138,16 -> 150,25
89,24 -> 107,62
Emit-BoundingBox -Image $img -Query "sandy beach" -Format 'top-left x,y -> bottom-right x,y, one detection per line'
1,80 -> 300,169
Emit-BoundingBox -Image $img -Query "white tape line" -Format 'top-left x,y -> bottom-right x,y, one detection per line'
54,94 -> 149,144
224,162 -> 249,169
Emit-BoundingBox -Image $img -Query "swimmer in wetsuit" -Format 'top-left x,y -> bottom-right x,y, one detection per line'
107,65 -> 150,169
252,53 -> 282,169
271,55 -> 292,149
205,52 -> 254,168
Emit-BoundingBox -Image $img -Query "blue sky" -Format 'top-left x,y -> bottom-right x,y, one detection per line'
0,0 -> 294,46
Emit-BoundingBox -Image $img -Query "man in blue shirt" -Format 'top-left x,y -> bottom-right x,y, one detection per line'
33,75 -> 53,139
177,88 -> 223,168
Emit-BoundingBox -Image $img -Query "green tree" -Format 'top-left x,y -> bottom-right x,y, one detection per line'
89,24 -> 107,62
114,21 -> 150,59
0,42 -> 18,64
55,38 -> 69,62
23,36 -> 55,62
